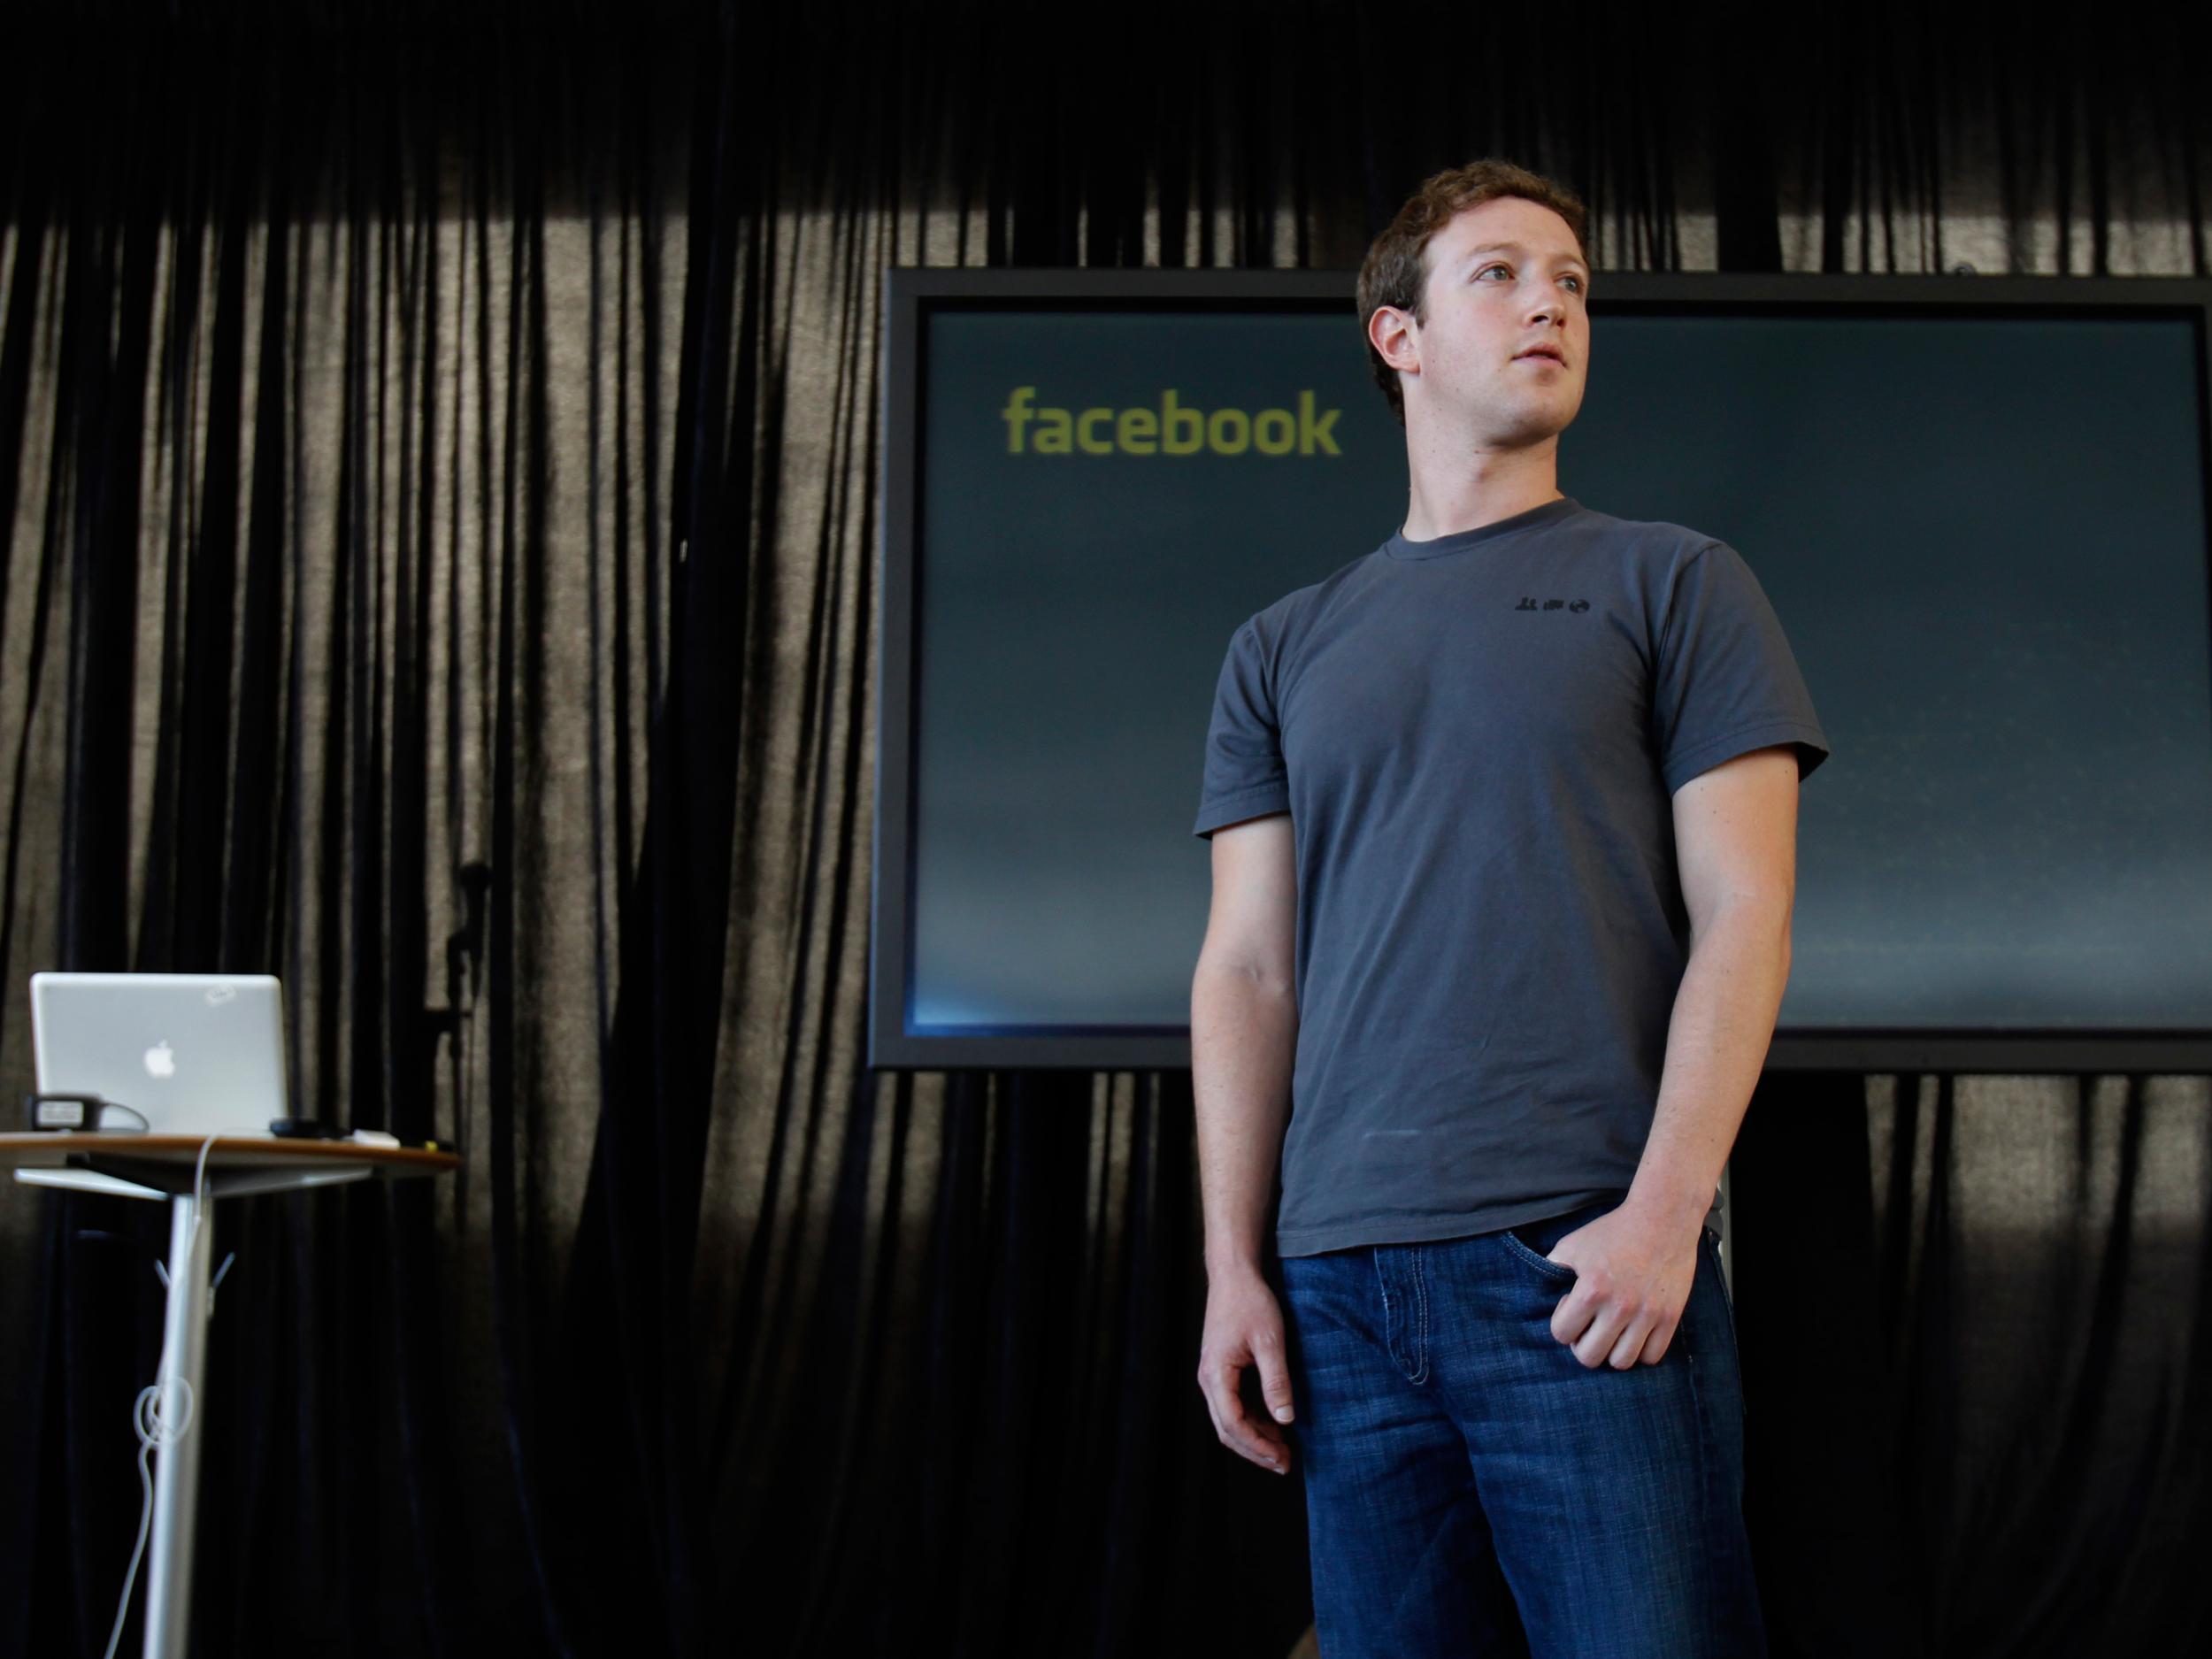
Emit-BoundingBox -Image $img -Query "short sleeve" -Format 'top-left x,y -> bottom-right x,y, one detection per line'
1192,617 -> 1292,839
1652,541 -> 1832,794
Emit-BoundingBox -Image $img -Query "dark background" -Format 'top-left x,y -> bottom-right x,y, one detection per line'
1,0 -> 2208,1654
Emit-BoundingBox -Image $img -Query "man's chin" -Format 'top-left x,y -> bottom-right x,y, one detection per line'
1409,396 -> 1579,447
1486,406 -> 1581,446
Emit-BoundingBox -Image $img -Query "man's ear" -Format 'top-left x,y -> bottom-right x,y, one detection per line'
1370,305 -> 1417,376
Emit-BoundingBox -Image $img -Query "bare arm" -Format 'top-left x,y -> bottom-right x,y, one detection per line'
1193,817 -> 1298,1274
1191,811 -> 1300,1471
1540,744 -> 1802,1371
1627,743 -> 1801,1237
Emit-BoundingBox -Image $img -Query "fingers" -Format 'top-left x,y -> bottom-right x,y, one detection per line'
1549,1286 -> 1594,1352
1605,1318 -> 1653,1371
1574,1305 -> 1674,1370
1199,1355 -> 1292,1474
1252,1326 -> 1296,1427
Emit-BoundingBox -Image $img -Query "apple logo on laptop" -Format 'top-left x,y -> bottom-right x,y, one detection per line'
144,1041 -> 177,1079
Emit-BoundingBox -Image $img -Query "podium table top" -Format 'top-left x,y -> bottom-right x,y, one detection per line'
0,1133 -> 458,1176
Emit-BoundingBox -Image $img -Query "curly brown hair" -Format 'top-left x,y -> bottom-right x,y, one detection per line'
1356,159 -> 1592,427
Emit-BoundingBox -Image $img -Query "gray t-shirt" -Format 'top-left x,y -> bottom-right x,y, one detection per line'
1192,494 -> 1831,1256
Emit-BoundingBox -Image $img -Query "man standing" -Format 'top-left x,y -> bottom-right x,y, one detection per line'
1189,158 -> 1830,1657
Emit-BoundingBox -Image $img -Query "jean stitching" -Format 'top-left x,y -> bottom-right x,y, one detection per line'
1410,1250 -> 1429,1384
1705,1230 -> 1739,1347
1704,1229 -> 1745,1432
1683,1247 -> 1732,1625
1372,1250 -> 1400,1379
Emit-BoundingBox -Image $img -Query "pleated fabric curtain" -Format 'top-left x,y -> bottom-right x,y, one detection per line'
2,4 -> 2212,1656
0,18 -> 726,1654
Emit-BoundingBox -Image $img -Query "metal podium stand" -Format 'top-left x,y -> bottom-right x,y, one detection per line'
0,1133 -> 460,1658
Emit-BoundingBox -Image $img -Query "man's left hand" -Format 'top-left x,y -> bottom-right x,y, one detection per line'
1540,1201 -> 1701,1370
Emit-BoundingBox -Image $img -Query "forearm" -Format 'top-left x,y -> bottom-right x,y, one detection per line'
1626,898 -> 1793,1239
1191,963 -> 1297,1279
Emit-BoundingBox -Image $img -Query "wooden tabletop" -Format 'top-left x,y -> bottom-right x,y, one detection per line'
0,1133 -> 459,1175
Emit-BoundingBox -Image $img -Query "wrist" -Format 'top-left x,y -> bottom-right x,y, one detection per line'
1624,1178 -> 1714,1242
1205,1243 -> 1271,1283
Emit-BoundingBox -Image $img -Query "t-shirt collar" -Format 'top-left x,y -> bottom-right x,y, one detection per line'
1385,495 -> 1582,561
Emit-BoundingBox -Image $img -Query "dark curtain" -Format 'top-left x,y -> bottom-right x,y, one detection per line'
1,2 -> 2208,1655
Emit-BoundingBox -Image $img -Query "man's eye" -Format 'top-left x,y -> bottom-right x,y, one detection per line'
1479,264 -> 1585,295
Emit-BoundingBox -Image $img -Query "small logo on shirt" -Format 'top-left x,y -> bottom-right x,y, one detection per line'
1517,597 -> 1591,612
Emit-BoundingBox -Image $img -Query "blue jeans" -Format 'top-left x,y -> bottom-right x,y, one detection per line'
1274,1197 -> 1766,1658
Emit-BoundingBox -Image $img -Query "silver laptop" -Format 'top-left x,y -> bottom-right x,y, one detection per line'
29,972 -> 290,1135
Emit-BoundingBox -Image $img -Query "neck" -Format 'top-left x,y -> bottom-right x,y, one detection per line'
1397,419 -> 1563,541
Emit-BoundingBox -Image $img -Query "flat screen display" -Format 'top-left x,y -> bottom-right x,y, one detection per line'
874,269 -> 2212,1073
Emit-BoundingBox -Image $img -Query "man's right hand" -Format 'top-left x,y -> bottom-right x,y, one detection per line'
1197,1268 -> 1297,1475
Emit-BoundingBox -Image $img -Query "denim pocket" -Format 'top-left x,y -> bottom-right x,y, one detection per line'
1497,1225 -> 1580,1282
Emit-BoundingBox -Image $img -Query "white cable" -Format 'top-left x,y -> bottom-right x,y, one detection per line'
100,1131 -> 223,1659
